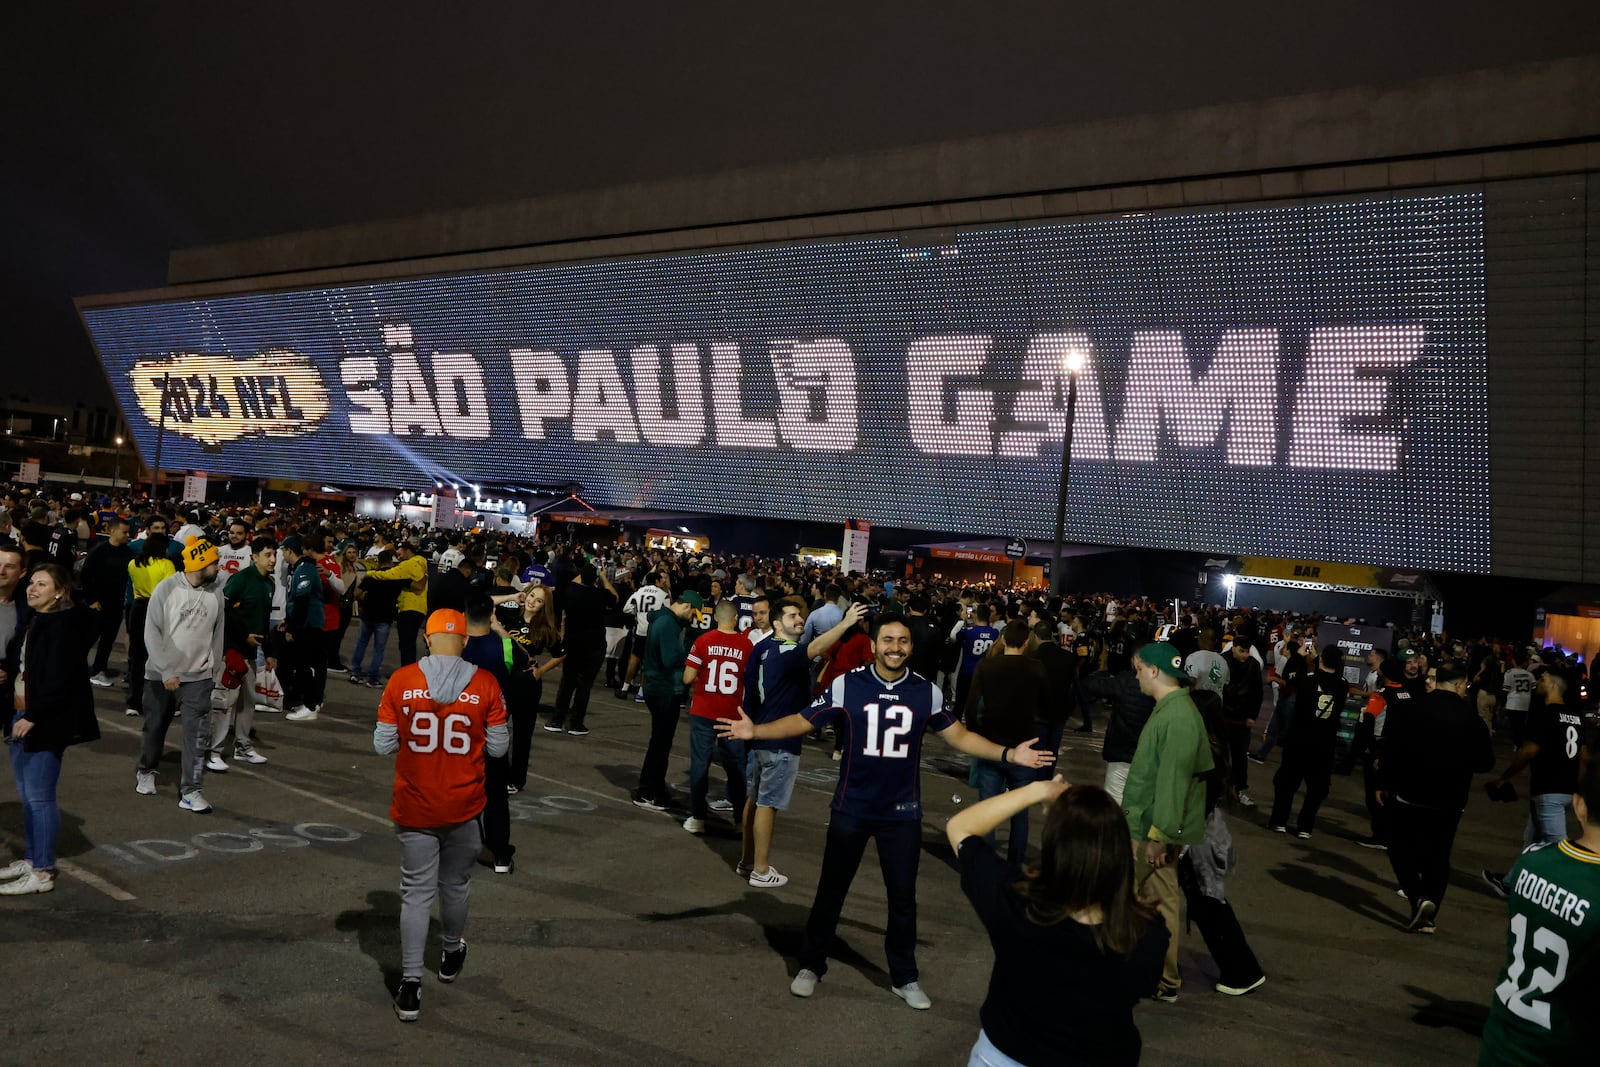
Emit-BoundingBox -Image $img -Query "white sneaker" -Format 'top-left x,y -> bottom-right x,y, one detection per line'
790,969 -> 819,998
748,866 -> 788,888
1236,792 -> 1256,808
179,792 -> 213,814
90,672 -> 114,688
893,982 -> 932,1010
682,816 -> 706,835
709,798 -> 734,814
135,771 -> 156,796
124,707 -> 141,717
285,706 -> 319,721
0,870 -> 55,895
205,754 -> 230,773
0,858 -> 31,881
255,703 -> 278,714
234,744 -> 269,765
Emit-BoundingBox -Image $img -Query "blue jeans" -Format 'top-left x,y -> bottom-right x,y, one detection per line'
972,757 -> 1039,873
349,619 -> 392,677
9,712 -> 64,870
1526,793 -> 1574,847
687,717 -> 746,819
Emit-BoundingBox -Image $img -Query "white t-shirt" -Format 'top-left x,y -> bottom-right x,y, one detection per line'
1502,667 -> 1536,712
217,543 -> 253,578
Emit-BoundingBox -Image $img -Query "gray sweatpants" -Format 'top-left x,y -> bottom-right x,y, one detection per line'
208,663 -> 256,757
397,820 -> 482,980
139,678 -> 213,796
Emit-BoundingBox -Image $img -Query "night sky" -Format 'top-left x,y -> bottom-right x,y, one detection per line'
6,3 -> 1596,408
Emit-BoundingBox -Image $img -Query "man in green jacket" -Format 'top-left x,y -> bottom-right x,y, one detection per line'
1123,641 -> 1214,1002
634,590 -> 703,811
208,536 -> 278,769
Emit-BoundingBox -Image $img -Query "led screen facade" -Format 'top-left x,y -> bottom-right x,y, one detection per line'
82,190 -> 1489,571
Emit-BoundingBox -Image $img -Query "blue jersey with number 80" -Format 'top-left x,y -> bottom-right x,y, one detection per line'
804,665 -> 955,821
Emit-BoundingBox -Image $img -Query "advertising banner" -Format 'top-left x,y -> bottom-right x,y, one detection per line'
842,519 -> 870,574
82,191 -> 1489,570
181,471 -> 207,502
15,458 -> 40,485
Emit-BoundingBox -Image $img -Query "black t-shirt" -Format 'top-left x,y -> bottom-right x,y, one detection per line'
958,837 -> 1168,1067
1528,702 -> 1585,796
556,581 -> 615,652
1285,669 -> 1347,753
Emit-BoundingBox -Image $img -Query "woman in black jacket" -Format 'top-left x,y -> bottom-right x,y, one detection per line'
1,563 -> 99,896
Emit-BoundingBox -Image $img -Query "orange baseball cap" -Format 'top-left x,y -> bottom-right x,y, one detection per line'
425,609 -> 467,636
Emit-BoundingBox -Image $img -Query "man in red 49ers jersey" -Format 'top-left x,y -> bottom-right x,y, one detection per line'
682,600 -> 753,835
374,609 -> 508,1023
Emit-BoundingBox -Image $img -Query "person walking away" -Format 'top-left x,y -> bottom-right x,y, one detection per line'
0,564 -> 99,895
81,517 -> 134,687
953,603 -> 999,725
964,620 -> 1051,874
279,536 -> 326,721
1477,760 -> 1600,1067
460,593 -> 528,874
136,537 -> 226,813
616,570 -> 670,700
1501,649 -> 1537,749
1121,642 -> 1214,1001
1079,662 -> 1155,804
1379,660 -> 1495,933
680,599 -> 752,833
1029,620 -> 1074,771
364,539 -> 428,667
1183,626 -> 1230,700
720,612 -> 1054,1009
330,540 -> 364,669
1220,639 -> 1263,807
373,609 -> 509,1022
1181,688 -> 1267,996
632,590 -> 702,811
1481,669 -> 1590,898
1267,644 -> 1347,838
546,562 -> 617,735
208,536 -> 277,770
947,776 -> 1169,1067
125,532 -> 176,717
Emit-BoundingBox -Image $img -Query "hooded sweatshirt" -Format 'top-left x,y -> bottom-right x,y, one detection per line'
144,571 -> 225,683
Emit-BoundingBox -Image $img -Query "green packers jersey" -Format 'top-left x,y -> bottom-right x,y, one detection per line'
1479,838 -> 1600,1066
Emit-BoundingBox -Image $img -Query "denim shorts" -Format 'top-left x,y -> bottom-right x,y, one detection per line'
746,749 -> 798,811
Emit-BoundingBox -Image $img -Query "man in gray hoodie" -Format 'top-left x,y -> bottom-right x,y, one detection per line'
373,608 -> 509,1023
136,536 -> 226,813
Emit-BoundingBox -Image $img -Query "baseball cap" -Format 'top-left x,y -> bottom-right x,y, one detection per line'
675,590 -> 705,610
425,609 -> 467,636
183,536 -> 220,573
1398,647 -> 1419,661
1135,641 -> 1189,681
280,534 -> 304,552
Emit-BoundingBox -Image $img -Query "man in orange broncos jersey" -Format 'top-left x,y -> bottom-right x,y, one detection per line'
374,609 -> 508,1023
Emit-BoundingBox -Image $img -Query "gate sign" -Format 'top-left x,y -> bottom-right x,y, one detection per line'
16,458 -> 40,485
1315,621 -> 1395,686
1004,538 -> 1027,561
181,471 -> 207,503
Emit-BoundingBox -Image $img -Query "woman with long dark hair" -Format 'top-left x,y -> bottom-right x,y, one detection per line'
497,584 -> 564,793
948,776 -> 1169,1066
125,532 -> 175,717
2,564 -> 99,895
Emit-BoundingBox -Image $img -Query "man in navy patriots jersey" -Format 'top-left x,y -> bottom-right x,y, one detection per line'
953,603 -> 1000,724
721,613 -> 1053,1010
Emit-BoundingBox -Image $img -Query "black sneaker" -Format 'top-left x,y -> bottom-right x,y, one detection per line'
566,723 -> 589,737
439,941 -> 468,982
348,672 -> 366,686
394,978 -> 422,1021
544,719 -> 566,733
613,687 -> 629,700
492,857 -> 514,875
1481,869 -> 1509,899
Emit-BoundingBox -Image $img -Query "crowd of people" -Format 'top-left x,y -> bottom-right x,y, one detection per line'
0,481 -> 1594,1063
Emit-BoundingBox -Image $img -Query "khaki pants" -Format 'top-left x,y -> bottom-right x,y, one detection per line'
1133,838 -> 1183,994
1475,690 -> 1497,734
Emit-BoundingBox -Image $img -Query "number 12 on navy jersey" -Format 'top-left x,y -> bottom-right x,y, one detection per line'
862,702 -> 913,758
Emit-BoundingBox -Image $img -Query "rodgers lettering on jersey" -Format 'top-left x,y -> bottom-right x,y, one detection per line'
1479,839 -> 1599,1067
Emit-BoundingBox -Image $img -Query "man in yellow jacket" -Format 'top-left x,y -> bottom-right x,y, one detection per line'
363,539 -> 429,667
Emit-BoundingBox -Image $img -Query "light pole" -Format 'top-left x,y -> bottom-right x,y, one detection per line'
112,435 -> 124,492
1049,348 -> 1086,598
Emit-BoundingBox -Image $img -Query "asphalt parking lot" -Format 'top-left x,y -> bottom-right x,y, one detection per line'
0,657 -> 1531,1066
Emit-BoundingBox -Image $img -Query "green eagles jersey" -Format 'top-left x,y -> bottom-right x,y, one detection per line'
1479,838 -> 1600,1066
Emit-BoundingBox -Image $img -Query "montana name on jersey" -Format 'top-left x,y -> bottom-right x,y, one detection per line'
803,665 -> 955,821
